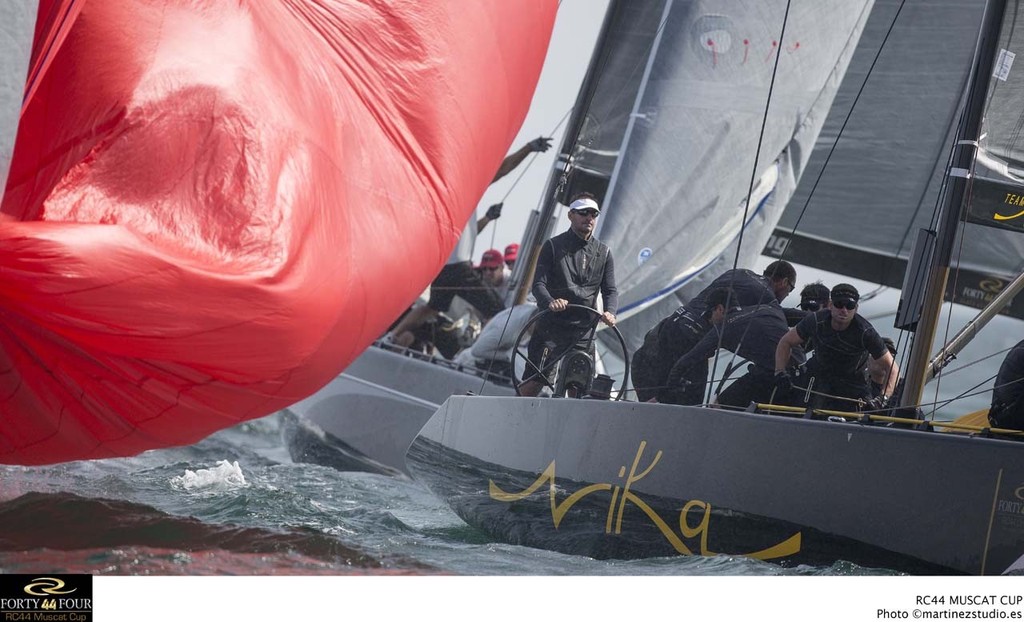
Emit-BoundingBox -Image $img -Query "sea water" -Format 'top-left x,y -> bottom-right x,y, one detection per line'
0,410 -> 898,577
0,289 -> 1013,577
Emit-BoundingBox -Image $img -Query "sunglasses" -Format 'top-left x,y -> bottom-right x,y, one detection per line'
800,299 -> 823,312
482,266 -> 501,272
573,209 -> 600,218
831,298 -> 858,310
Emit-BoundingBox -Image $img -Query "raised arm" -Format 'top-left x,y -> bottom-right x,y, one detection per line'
492,137 -> 552,183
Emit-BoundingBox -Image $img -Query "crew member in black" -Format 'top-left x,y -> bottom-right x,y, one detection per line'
664,287 -> 805,408
989,339 -> 1024,431
774,283 -> 897,412
868,337 -> 900,400
791,282 -> 831,326
630,260 -> 797,404
519,192 -> 617,397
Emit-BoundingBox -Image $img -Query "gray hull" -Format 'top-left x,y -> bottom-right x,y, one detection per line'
282,344 -> 514,476
408,395 -> 1024,574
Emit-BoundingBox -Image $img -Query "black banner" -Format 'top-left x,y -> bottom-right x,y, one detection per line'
966,175 -> 1024,234
0,575 -> 92,622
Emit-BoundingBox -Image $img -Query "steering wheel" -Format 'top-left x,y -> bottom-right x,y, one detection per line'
511,304 -> 630,400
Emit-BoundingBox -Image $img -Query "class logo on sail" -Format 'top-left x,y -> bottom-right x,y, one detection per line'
965,180 -> 1024,232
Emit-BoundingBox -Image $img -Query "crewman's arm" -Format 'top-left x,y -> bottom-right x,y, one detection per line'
870,350 -> 899,401
774,328 -> 805,374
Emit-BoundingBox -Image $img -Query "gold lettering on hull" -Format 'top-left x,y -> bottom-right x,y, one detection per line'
489,441 -> 801,561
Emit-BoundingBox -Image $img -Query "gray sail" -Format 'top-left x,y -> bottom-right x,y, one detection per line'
556,0 -> 874,351
967,0 -> 1024,231
765,0 -> 1024,318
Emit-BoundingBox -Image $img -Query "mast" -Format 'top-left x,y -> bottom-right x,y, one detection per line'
900,0 -> 1009,409
508,0 -> 620,305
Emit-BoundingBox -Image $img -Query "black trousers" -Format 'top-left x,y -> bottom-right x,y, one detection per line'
718,366 -> 776,409
631,316 -> 705,405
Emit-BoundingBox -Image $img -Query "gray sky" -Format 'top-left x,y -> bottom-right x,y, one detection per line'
471,0 -> 609,259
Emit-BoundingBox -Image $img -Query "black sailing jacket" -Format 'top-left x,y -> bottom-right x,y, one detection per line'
532,229 -> 617,326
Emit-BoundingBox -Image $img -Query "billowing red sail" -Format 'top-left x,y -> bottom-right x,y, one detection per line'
0,0 -> 556,464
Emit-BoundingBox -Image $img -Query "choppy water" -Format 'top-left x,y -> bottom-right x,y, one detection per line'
2,293 -> 1016,578
0,411 -> 901,577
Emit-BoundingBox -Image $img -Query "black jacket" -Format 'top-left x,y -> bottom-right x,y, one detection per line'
668,304 -> 804,383
991,340 -> 1024,429
532,229 -> 617,325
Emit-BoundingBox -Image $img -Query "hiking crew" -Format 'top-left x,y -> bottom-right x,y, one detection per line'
989,339 -> 1024,431
774,283 -> 897,412
631,260 -> 797,404
663,287 -> 805,408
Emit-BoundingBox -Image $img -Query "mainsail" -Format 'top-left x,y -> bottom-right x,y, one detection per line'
0,0 -> 557,465
765,0 -> 1024,319
534,0 -> 874,351
967,1 -> 1024,237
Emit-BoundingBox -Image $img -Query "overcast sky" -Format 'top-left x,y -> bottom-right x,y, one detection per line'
471,0 -> 609,259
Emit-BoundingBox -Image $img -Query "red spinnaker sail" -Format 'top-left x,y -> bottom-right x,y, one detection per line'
0,0 -> 556,465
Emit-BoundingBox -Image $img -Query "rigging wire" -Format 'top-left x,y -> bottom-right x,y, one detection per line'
745,0 -> 999,417
871,18 -> 975,297
477,1 -> 675,396
487,109 -> 573,250
703,1 -> 910,405
927,187 -> 974,420
706,0 -> 792,404
764,0 -> 930,372
923,2 -> 1024,417
772,0 -> 909,265
936,343 -> 1015,378
929,374 -> 998,417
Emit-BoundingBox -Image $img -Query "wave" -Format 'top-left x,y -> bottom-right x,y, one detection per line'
0,491 -> 434,574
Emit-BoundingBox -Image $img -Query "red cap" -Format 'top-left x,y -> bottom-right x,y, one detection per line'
477,249 -> 503,269
504,243 -> 519,262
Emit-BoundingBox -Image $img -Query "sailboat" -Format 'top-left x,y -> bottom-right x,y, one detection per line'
282,0 -> 871,475
0,0 -> 556,465
405,0 -> 1024,575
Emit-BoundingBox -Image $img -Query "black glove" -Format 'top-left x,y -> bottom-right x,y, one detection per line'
485,203 -> 503,219
528,136 -> 553,152
666,359 -> 693,389
863,395 -> 888,411
774,371 -> 793,393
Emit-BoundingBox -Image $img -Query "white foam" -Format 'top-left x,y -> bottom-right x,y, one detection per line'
171,460 -> 247,491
